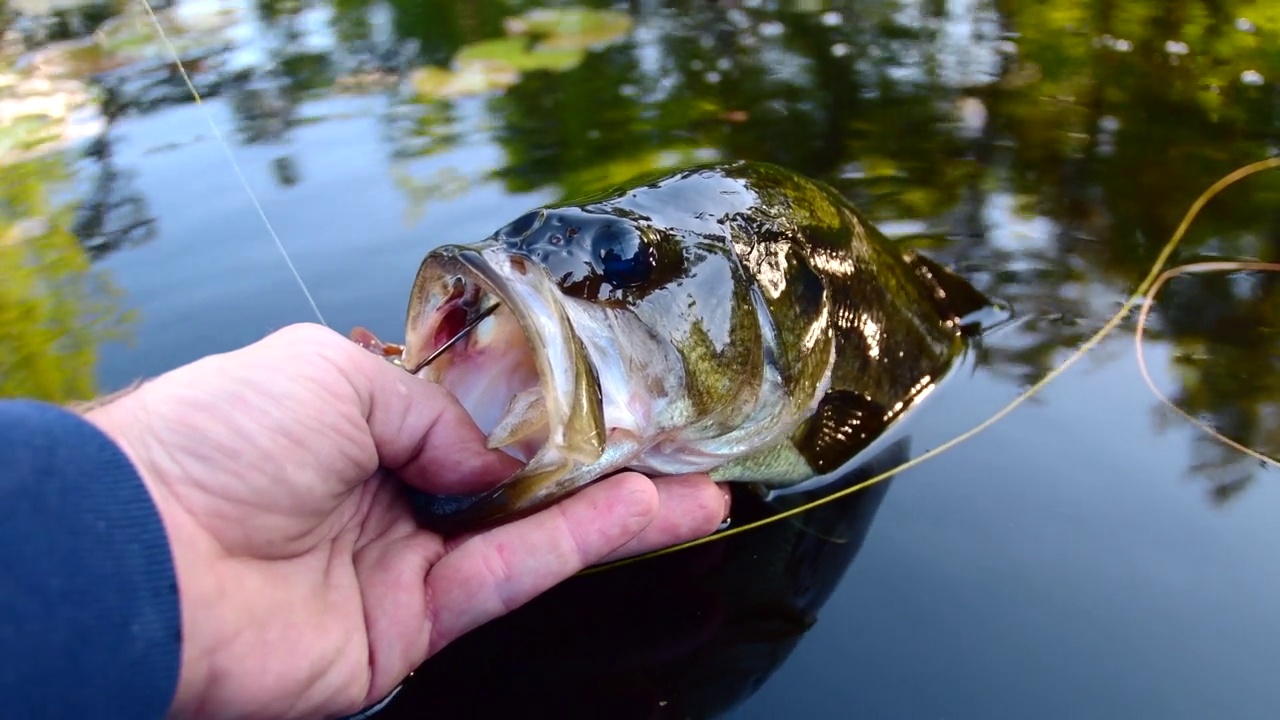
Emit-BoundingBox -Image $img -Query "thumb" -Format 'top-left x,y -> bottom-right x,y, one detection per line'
288,323 -> 523,494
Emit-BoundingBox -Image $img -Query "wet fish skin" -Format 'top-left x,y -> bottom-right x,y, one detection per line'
400,160 -> 990,534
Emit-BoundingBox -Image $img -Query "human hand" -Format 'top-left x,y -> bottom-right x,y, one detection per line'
84,322 -> 729,720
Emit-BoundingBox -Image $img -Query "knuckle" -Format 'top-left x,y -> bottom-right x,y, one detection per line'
269,321 -> 337,350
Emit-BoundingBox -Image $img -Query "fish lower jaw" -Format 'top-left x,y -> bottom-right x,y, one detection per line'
518,426 -> 647,483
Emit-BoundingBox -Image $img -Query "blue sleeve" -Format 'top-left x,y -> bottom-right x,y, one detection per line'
0,399 -> 181,718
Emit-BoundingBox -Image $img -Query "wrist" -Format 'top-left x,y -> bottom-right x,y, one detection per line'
82,393 -> 217,718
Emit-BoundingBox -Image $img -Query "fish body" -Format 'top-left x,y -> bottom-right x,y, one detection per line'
374,160 -> 991,533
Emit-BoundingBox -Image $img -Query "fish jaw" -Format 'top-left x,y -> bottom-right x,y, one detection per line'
403,243 -> 615,532
410,426 -> 647,535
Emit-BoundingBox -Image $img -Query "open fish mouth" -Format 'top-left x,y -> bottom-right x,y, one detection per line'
401,244 -> 608,528
380,160 -> 1000,537
406,246 -> 549,463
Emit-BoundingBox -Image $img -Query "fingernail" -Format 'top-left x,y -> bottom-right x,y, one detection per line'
720,484 -> 732,520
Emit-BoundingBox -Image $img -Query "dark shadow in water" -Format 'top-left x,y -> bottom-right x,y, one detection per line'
88,43 -> 240,117
9,0 -> 1279,503
389,0 -> 1278,507
71,132 -> 158,261
375,438 -> 908,720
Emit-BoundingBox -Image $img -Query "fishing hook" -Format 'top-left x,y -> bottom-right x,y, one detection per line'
407,302 -> 502,375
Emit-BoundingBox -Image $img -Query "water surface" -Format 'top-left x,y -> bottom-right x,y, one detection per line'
3,0 -> 1279,717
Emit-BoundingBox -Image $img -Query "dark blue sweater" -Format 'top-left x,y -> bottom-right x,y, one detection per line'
0,400 -> 180,718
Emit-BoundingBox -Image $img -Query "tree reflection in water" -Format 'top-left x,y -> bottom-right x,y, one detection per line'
376,0 -> 1278,505
0,148 -> 135,403
3,0 -> 1278,713
2,0 -> 1276,493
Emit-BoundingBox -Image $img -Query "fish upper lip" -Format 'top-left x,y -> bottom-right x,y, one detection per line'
453,247 -> 518,311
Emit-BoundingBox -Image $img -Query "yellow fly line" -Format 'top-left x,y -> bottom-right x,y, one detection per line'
589,156 -> 1280,572
131,0 -> 1280,575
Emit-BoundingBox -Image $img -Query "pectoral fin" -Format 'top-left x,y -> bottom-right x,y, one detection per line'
349,326 -> 406,358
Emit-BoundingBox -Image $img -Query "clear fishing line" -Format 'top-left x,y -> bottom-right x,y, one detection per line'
132,1 -> 1279,572
136,0 -> 327,327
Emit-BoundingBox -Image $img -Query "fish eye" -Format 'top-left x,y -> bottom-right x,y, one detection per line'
593,224 -> 653,289
499,210 -> 543,240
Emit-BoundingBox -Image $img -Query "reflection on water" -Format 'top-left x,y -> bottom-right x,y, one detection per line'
1146,263 -> 1280,504
72,133 -> 158,258
384,439 -> 908,720
0,147 -> 135,402
3,0 -> 1280,716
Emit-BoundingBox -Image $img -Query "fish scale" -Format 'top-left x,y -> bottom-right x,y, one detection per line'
354,160 -> 995,535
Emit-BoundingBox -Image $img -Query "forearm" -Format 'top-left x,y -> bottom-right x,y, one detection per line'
0,400 -> 181,718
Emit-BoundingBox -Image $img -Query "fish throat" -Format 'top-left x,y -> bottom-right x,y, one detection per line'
403,246 -> 607,473
410,299 -> 502,375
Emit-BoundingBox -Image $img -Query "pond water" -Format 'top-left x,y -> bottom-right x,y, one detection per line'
4,0 -> 1280,717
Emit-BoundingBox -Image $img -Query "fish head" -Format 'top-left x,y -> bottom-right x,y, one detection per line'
402,205 -> 703,532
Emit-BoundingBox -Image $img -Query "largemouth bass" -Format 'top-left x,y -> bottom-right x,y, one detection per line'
353,161 -> 994,534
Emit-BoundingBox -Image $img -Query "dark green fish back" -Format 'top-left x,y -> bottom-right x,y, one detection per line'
727,163 -> 968,473
550,160 -> 981,477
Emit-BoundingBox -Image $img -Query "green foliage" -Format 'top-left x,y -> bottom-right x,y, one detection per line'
4,0 -> 1277,498
381,0 -> 1280,503
0,156 -> 134,404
